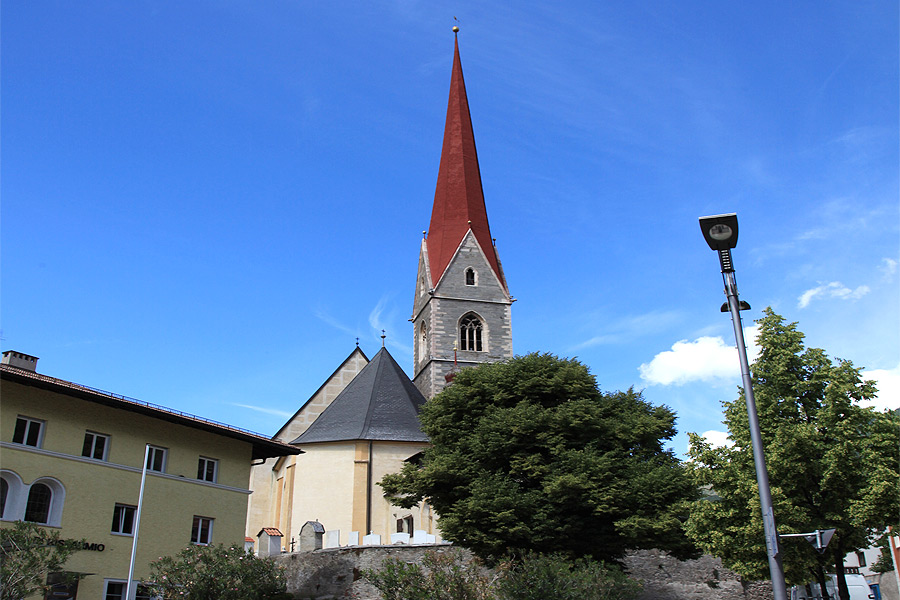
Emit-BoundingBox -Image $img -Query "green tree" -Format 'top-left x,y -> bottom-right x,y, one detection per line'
686,308 -> 899,600
146,543 -> 288,600
380,353 -> 697,562
0,521 -> 81,600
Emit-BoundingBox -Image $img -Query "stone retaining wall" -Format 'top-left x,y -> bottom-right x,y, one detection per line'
275,545 -> 775,600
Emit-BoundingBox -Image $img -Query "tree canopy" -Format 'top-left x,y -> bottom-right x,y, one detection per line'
380,352 -> 697,562
685,309 -> 899,598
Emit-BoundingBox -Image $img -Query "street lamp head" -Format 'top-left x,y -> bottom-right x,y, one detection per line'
699,213 -> 739,251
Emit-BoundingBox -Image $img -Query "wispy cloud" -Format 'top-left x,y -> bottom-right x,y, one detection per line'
639,326 -> 759,386
797,281 -> 870,309
879,258 -> 898,282
369,295 -> 413,356
570,310 -> 682,351
232,403 -> 292,418
315,307 -> 362,339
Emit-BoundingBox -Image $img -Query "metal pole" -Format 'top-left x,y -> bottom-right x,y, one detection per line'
126,444 -> 151,600
723,270 -> 788,600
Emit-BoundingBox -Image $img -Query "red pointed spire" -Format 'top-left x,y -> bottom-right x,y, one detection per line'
427,35 -> 506,290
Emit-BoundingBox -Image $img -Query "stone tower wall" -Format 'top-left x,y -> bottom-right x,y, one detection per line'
413,231 -> 512,399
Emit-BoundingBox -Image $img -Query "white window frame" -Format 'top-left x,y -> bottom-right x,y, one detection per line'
197,457 -> 218,483
104,579 -> 155,600
12,416 -> 44,448
0,472 -> 64,526
191,515 -> 214,545
82,430 -> 110,460
111,503 -> 137,535
146,445 -> 167,473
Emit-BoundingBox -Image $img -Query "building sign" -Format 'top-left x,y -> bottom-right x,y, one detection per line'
47,539 -> 106,552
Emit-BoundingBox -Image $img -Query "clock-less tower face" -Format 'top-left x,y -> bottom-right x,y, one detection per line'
412,231 -> 512,400
411,37 -> 512,400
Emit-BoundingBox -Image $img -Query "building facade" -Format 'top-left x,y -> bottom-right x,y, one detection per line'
0,351 -> 298,600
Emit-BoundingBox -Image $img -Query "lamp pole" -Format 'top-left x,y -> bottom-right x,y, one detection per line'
699,213 -> 788,600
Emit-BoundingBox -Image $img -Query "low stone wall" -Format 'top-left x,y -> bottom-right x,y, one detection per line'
275,545 -> 775,600
624,550 -> 774,600
276,544 -> 458,600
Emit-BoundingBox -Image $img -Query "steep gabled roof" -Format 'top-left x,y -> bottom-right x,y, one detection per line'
271,346 -> 369,442
290,347 -> 428,444
426,35 -> 506,290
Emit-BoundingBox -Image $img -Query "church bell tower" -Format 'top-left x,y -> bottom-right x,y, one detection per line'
412,33 -> 513,400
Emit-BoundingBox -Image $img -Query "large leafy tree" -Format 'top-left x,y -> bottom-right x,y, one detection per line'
380,353 -> 697,562
686,308 -> 899,600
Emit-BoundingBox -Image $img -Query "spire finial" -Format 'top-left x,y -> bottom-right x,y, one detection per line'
453,16 -> 459,34
356,337 -> 360,347
381,330 -> 386,347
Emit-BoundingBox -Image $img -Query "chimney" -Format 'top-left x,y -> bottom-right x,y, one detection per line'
2,351 -> 39,372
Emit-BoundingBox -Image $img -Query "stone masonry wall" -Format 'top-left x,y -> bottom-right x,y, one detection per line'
276,545 -> 776,600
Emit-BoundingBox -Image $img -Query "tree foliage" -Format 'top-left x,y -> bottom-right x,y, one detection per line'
0,521 -> 81,600
380,352 -> 697,562
686,309 -> 899,594
146,543 -> 288,600
363,549 -> 641,600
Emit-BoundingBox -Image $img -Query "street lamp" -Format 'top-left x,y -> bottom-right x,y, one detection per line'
699,213 -> 788,600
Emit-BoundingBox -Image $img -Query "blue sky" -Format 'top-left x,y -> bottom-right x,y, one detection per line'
3,1 -> 897,455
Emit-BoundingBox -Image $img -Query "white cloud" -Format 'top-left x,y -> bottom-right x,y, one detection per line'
639,326 -> 759,386
861,363 -> 900,412
879,258 -> 898,281
700,430 -> 733,448
797,281 -> 870,308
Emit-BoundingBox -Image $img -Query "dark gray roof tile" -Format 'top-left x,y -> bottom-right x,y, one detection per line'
291,347 -> 429,444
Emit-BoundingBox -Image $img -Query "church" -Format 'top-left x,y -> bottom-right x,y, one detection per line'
245,33 -> 514,549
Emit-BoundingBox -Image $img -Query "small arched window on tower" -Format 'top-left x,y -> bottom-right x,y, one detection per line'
418,322 -> 428,363
459,313 -> 484,352
465,268 -> 476,286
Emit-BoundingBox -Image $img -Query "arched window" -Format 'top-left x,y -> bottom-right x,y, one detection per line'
418,323 -> 428,363
25,483 -> 52,523
0,478 -> 7,519
465,268 -> 476,286
0,471 -> 26,521
459,314 -> 484,352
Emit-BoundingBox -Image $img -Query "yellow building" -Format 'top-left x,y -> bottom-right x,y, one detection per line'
0,351 -> 299,599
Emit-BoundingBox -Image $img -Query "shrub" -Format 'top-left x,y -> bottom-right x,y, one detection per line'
363,550 -> 641,600
146,543 -> 287,600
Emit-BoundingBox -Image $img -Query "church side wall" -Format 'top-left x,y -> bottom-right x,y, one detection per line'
290,443 -> 357,547
369,441 -> 440,541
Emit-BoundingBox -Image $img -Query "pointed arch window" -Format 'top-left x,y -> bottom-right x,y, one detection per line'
465,268 -> 476,286
418,322 -> 428,363
459,313 -> 484,352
